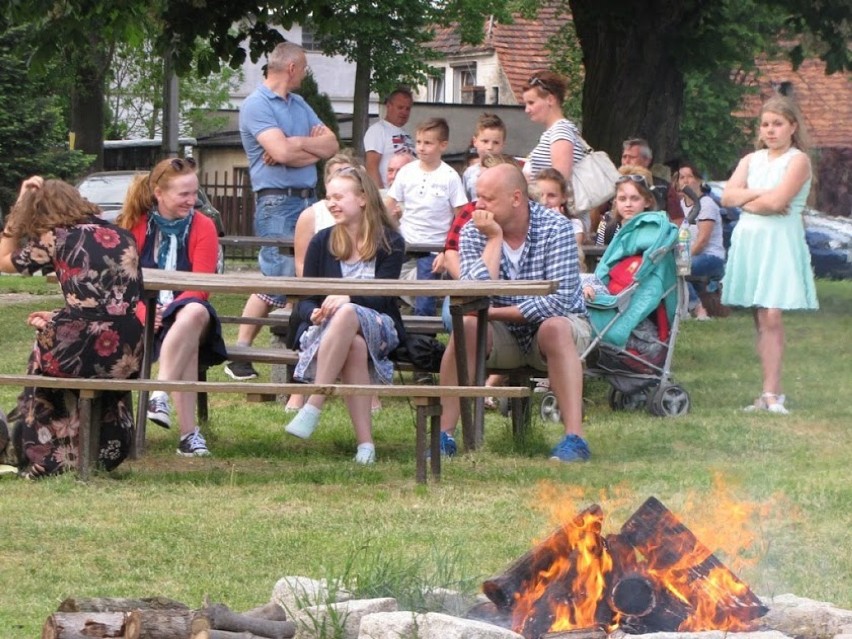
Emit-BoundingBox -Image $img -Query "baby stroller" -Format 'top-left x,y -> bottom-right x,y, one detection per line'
539,211 -> 691,421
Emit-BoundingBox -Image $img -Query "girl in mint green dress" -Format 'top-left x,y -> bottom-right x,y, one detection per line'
721,95 -> 817,415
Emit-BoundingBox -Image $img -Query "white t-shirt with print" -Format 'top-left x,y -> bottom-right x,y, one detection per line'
387,161 -> 468,245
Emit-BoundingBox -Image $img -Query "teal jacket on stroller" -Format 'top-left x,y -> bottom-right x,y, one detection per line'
587,211 -> 679,347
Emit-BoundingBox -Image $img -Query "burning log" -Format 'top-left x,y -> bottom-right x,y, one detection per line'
608,496 -> 768,634
42,611 -> 141,639
198,602 -> 296,639
482,505 -> 604,610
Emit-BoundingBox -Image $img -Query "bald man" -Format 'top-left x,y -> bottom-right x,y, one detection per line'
437,164 -> 593,462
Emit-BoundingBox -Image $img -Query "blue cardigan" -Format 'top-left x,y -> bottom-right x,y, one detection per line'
291,225 -> 407,350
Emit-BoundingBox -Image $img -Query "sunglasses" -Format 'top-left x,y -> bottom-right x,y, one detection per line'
528,75 -> 554,94
151,157 -> 197,186
616,174 -> 651,189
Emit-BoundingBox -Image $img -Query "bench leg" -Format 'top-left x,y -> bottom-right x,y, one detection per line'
197,367 -> 209,423
413,397 -> 442,484
77,390 -> 100,481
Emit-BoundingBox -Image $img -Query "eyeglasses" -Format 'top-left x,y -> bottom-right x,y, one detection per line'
528,75 -> 553,94
150,157 -> 196,186
616,174 -> 651,189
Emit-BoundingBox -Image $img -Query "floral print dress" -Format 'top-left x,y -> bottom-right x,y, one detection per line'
9,217 -> 144,476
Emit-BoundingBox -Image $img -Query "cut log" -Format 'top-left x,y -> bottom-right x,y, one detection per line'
58,597 -> 189,613
241,602 -> 288,621
193,631 -> 269,639
199,602 -> 296,639
482,504 -> 604,610
42,611 -> 141,639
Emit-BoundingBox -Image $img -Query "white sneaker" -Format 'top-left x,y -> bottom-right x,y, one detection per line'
147,394 -> 171,429
284,405 -> 321,439
353,446 -> 376,465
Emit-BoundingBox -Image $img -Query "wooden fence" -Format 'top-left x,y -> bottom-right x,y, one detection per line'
201,171 -> 256,260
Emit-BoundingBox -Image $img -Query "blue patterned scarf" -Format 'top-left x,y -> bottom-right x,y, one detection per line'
148,207 -> 194,271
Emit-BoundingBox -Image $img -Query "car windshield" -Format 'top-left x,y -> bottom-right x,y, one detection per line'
77,174 -> 136,205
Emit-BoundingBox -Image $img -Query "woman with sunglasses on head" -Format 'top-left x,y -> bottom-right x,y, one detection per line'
119,157 -> 226,457
522,71 -> 587,227
720,95 -> 817,415
283,166 -> 406,464
0,177 -> 143,478
594,166 -> 657,247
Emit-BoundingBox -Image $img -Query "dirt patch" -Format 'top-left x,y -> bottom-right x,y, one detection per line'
0,293 -> 63,306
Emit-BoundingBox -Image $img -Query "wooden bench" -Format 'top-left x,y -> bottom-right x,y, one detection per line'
0,374 -> 529,484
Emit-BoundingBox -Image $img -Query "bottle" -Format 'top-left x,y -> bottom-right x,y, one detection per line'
675,220 -> 692,276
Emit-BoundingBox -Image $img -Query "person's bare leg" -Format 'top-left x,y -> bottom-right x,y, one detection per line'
302,305 -> 362,411
755,308 -> 784,402
235,294 -> 271,346
537,317 -> 584,438
158,303 -> 210,437
340,336 -> 373,445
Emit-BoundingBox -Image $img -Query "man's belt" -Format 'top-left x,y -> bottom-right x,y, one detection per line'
257,187 -> 315,198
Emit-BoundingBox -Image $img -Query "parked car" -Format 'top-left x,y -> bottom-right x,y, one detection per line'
707,181 -> 851,280
76,171 -> 226,236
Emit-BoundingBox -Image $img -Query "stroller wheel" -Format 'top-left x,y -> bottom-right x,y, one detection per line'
648,384 -> 691,417
539,392 -> 561,423
608,387 -> 648,411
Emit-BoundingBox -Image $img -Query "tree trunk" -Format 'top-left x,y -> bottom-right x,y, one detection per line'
569,0 -> 700,165
351,44 -> 372,155
69,38 -> 109,171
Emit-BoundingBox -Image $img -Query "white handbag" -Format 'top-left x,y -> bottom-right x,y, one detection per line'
571,136 -> 620,211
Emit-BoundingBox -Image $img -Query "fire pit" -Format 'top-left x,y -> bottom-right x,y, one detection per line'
476,497 -> 768,639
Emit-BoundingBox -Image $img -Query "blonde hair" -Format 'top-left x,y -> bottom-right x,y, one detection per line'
117,158 -> 197,230
323,149 -> 361,183
757,95 -> 810,152
7,179 -> 99,240
327,166 -> 398,262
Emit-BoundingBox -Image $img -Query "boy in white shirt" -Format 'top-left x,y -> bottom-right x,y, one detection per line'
386,117 -> 468,315
462,113 -> 507,201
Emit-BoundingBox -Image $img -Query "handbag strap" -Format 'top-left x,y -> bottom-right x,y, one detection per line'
574,130 -> 594,155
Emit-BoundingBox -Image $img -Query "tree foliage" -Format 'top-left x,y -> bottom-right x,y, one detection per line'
0,23 -> 92,213
560,0 -> 849,166
106,38 -> 244,140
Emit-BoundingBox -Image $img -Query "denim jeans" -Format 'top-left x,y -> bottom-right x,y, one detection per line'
688,254 -> 725,305
413,254 -> 438,316
254,193 -> 315,305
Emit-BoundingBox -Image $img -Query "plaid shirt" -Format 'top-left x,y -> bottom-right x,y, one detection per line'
459,200 -> 586,353
444,202 -> 476,252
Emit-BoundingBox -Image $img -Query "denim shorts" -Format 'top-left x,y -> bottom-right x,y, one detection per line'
254,193 -> 315,305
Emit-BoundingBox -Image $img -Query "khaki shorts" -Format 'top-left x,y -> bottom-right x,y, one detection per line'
485,315 -> 592,371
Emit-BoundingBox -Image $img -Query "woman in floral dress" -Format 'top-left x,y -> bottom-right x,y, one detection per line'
0,177 -> 144,477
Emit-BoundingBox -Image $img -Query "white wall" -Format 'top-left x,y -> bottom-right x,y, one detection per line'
229,25 -> 379,115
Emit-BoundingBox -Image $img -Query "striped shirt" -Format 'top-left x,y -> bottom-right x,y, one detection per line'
526,119 -> 586,177
459,201 -> 587,353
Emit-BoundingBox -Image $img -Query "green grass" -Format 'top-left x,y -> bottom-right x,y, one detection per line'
0,277 -> 850,637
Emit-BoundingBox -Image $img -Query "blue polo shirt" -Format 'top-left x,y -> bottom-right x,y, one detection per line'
239,85 -> 322,191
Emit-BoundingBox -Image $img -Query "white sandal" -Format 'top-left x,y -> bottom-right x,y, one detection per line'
743,392 -> 789,415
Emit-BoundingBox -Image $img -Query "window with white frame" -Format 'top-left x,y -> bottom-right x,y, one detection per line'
429,75 -> 445,103
453,63 -> 476,102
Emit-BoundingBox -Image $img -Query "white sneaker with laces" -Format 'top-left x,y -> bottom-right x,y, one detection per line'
147,393 -> 171,429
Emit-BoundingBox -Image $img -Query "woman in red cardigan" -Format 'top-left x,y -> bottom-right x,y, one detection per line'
118,158 -> 226,457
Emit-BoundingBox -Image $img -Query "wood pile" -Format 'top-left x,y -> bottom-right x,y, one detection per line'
43,597 -> 295,639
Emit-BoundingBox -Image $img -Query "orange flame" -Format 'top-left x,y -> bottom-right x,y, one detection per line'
509,480 -> 773,636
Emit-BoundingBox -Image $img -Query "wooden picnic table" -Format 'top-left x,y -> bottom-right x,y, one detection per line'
139,268 -> 557,453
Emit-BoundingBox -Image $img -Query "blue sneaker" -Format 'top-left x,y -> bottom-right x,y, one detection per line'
550,434 -> 591,462
440,432 -> 457,457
